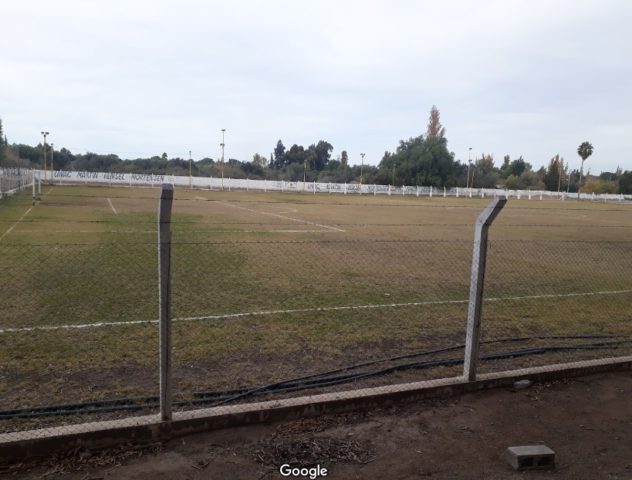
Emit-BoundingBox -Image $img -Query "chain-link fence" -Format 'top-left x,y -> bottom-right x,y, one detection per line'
0,242 -> 160,436
0,186 -> 630,441
479,239 -> 632,372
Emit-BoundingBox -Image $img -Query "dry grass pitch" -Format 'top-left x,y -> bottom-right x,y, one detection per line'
0,185 -> 631,430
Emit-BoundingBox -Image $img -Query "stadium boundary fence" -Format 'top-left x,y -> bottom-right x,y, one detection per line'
37,169 -> 632,202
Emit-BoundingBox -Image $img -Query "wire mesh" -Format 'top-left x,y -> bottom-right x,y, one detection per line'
0,242 -> 159,436
1,184 -> 631,440
169,239 -> 471,410
479,239 -> 632,373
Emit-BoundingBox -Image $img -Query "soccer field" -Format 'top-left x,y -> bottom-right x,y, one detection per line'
1,185 -> 631,431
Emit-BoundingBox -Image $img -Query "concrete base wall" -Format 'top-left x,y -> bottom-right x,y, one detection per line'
2,356 -> 631,463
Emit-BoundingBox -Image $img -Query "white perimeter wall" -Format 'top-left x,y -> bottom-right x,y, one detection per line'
35,169 -> 632,202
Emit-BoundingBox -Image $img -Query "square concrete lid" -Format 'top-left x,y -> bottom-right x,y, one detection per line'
506,445 -> 555,457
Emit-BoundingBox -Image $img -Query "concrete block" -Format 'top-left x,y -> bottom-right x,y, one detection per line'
504,445 -> 555,470
513,379 -> 532,390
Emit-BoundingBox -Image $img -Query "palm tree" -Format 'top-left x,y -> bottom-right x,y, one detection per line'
577,141 -> 594,196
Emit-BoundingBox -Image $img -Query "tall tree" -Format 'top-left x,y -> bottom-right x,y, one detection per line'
500,155 -> 511,178
543,155 -> 562,191
378,106 -> 458,187
425,105 -> 446,140
577,141 -> 594,192
313,140 -> 333,170
252,153 -> 267,167
273,140 -> 286,168
285,144 -> 306,166
472,154 -> 499,188
619,171 -> 632,194
340,150 -> 348,167
0,118 -> 6,165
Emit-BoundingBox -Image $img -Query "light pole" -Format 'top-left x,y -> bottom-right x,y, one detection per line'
557,155 -> 562,193
189,150 -> 192,189
220,129 -> 226,191
466,147 -> 472,188
360,153 -> 365,185
50,144 -> 54,179
41,131 -> 49,181
392,162 -> 396,186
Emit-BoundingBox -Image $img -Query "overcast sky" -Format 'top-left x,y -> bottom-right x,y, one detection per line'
2,0 -> 631,173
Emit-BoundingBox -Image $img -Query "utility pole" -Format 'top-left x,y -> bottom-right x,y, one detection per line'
189,150 -> 192,189
220,129 -> 226,191
557,155 -> 562,193
360,153 -> 365,185
41,131 -> 49,182
466,147 -> 472,188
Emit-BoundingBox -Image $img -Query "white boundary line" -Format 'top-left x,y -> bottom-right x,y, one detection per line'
0,206 -> 34,242
218,200 -> 345,232
0,186 -> 53,241
1,289 -> 630,335
107,198 -> 118,214
12,230 -> 156,234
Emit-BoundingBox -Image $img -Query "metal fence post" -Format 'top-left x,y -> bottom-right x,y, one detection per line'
463,197 -> 507,381
158,184 -> 174,421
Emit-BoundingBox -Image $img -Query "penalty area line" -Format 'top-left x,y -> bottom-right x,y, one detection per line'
1,289 -> 631,334
0,206 -> 34,242
0,186 -> 54,242
218,200 -> 346,232
107,198 -> 118,214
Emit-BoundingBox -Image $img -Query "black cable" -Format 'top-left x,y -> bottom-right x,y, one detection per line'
198,338 -> 632,407
1,336 -> 629,419
191,334 -> 623,400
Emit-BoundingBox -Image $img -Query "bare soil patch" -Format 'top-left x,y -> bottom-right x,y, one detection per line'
4,371 -> 632,479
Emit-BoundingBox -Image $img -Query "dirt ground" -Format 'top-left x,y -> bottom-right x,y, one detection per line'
4,371 -> 632,480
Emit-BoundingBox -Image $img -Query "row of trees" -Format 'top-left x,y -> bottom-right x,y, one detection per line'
0,119 -> 8,165
1,114 -> 630,193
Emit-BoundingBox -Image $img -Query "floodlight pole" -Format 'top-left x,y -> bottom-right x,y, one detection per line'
189,150 -> 192,189
360,153 -> 365,187
50,144 -> 54,181
578,158 -> 586,200
463,197 -> 507,381
220,129 -> 226,191
557,155 -> 562,193
466,147 -> 472,188
41,131 -> 49,182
